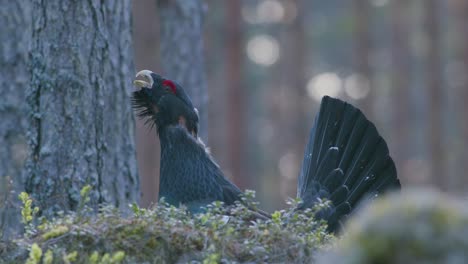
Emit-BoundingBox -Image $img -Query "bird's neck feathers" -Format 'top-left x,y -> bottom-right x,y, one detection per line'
159,125 -> 208,153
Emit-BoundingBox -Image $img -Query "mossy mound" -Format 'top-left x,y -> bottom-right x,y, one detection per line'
0,190 -> 334,263
318,189 -> 468,264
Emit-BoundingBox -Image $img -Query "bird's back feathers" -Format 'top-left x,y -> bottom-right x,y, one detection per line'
158,125 -> 242,210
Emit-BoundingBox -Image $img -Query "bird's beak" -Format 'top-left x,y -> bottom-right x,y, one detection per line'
133,70 -> 154,89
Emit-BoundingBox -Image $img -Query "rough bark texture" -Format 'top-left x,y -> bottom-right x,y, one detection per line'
0,1 -> 31,239
157,0 -> 208,141
26,0 -> 139,217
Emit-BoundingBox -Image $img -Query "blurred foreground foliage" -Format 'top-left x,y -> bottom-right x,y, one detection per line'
0,187 -> 333,263
318,189 -> 468,264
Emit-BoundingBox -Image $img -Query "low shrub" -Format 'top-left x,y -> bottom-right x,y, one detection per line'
1,188 -> 334,263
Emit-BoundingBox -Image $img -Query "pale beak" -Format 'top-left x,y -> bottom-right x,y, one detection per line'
133,70 -> 154,88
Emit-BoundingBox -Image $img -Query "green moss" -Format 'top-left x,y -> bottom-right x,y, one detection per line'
203,253 -> 220,264
42,225 -> 69,240
63,251 -> 77,263
89,251 -> 100,264
19,192 -> 39,225
25,243 -> 42,264
43,250 -> 53,264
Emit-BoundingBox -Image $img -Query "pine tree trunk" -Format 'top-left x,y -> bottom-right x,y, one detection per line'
425,0 -> 443,189
26,0 -> 139,217
132,0 -> 161,207
157,0 -> 208,140
225,0 -> 246,188
0,1 -> 31,239
278,0 -> 309,198
391,0 -> 411,182
460,0 -> 468,191
353,0 -> 373,117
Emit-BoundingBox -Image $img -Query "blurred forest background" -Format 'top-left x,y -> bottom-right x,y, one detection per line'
134,0 -> 468,211
1,0 -> 467,224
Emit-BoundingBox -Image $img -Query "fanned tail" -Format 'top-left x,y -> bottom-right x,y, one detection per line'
297,96 -> 400,232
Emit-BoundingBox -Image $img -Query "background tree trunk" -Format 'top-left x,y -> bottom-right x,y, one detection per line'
276,0 -> 309,199
424,0 -> 443,189
391,0 -> 411,183
132,0 -> 161,207
157,0 -> 209,140
353,0 -> 373,117
26,0 -> 139,216
460,0 -> 468,191
0,1 -> 31,239
225,0 -> 246,188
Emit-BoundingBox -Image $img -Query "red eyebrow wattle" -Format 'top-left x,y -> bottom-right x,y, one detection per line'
162,80 -> 177,94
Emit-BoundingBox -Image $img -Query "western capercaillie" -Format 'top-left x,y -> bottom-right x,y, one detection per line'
132,70 -> 400,232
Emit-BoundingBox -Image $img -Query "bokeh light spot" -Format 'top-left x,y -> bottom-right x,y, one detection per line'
257,0 -> 284,23
371,0 -> 389,7
247,35 -> 280,66
344,73 -> 371,100
307,72 -> 342,101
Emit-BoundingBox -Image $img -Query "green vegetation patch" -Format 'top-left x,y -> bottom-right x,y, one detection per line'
1,188 -> 334,263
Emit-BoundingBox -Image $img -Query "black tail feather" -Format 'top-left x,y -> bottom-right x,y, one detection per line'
297,96 -> 400,232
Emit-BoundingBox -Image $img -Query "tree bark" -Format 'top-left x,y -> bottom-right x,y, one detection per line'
0,1 -> 31,239
26,0 -> 139,216
157,0 -> 208,140
424,0 -> 444,189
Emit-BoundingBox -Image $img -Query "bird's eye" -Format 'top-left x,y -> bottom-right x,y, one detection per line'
162,80 -> 177,94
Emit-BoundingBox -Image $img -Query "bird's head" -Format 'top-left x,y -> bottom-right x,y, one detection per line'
132,70 -> 199,136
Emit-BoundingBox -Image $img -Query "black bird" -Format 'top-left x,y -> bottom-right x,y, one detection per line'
132,70 -> 400,232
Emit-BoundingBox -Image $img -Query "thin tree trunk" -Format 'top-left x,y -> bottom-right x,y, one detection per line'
132,0 -> 161,207
225,0 -> 246,188
424,0 -> 444,189
275,0 -> 308,198
157,0 -> 208,140
290,0 -> 308,198
461,0 -> 468,191
448,0 -> 468,191
26,0 -> 139,217
0,1 -> 31,239
353,0 -> 373,117
291,0 -> 308,155
391,0 -> 411,182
